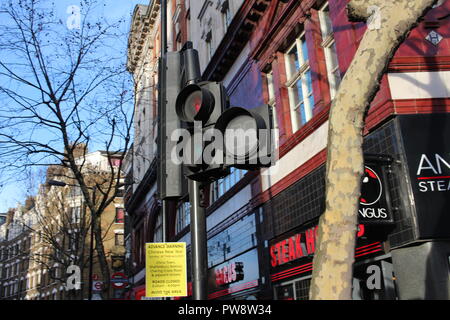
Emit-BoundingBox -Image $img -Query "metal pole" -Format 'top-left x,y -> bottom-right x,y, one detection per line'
88,209 -> 94,300
189,179 -> 208,300
88,187 -> 96,300
160,0 -> 168,245
161,200 -> 168,243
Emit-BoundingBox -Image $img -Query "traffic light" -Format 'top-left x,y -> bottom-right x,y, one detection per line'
174,45 -> 230,182
215,104 -> 275,170
157,51 -> 185,199
176,81 -> 226,127
173,43 -> 275,183
175,80 -> 231,182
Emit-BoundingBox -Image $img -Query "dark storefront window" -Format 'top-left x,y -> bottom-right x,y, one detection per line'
275,277 -> 311,300
176,201 -> 191,234
211,168 -> 246,203
185,209 -> 261,300
273,258 -> 398,300
208,213 -> 257,268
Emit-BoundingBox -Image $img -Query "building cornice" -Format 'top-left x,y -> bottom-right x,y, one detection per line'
127,1 -> 161,73
202,0 -> 272,82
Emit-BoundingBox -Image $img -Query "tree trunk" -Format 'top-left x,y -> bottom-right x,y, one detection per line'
309,0 -> 438,300
93,212 -> 111,299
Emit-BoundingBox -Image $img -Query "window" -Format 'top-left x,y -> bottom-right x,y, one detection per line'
186,9 -> 191,41
285,33 -> 314,132
115,233 -> 124,246
206,40 -> 213,61
176,201 -> 191,234
153,213 -> 163,242
205,30 -> 213,61
111,158 -> 122,167
319,2 -> 341,99
176,32 -> 183,51
115,208 -> 125,224
71,207 -> 81,224
68,230 -> 77,252
265,70 -> 279,149
221,1 -> 232,29
70,186 -> 82,198
275,277 -> 311,300
211,168 -> 246,203
133,226 -> 144,265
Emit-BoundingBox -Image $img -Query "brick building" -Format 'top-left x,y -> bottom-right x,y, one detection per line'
0,150 -> 126,300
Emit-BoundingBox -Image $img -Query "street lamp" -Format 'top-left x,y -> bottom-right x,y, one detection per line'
47,180 -> 96,300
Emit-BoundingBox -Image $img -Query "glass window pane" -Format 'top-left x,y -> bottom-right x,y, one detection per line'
305,70 -> 313,96
286,45 -> 300,77
295,78 -> 304,104
301,36 -> 309,63
299,103 -> 307,126
267,72 -> 275,102
319,6 -> 333,39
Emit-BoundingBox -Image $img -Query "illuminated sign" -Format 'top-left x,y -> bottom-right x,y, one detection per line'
270,225 -> 366,268
358,164 -> 393,224
215,262 -> 244,286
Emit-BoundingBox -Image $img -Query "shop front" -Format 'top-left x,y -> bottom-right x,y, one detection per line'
208,248 -> 260,300
269,222 -> 397,300
182,208 -> 266,300
391,114 -> 450,299
260,117 -> 411,300
260,114 -> 450,300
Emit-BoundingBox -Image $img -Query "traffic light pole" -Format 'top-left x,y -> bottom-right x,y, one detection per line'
160,0 -> 168,245
159,0 -> 208,299
189,179 -> 208,300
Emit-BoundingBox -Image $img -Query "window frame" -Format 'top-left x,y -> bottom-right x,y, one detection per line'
153,212 -> 163,243
210,168 -> 246,203
221,0 -> 232,29
318,2 -> 341,100
265,70 -> 279,149
115,232 -> 125,246
284,32 -> 315,132
115,208 -> 125,224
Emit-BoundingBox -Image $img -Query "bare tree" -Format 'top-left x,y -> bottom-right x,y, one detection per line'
0,0 -> 134,298
309,0 -> 439,300
25,189 -> 90,300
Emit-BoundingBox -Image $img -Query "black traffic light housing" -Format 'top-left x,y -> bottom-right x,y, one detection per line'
176,81 -> 231,182
173,42 -> 275,183
214,104 -> 274,170
176,81 -> 228,126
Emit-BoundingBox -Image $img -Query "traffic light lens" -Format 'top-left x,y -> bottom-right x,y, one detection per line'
225,115 -> 258,160
184,90 -> 203,120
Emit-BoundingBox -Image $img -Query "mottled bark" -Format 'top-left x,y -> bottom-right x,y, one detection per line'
309,0 -> 438,300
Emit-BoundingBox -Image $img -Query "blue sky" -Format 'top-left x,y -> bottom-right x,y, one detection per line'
0,0 -> 148,212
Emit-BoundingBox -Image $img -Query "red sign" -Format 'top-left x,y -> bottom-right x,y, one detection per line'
111,272 -> 128,289
270,224 -> 365,267
215,262 -> 244,286
93,281 -> 103,291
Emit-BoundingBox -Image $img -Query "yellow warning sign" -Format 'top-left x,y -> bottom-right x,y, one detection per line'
145,242 -> 187,298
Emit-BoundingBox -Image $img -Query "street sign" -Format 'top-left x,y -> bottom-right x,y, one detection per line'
111,272 -> 128,289
146,242 -> 187,298
92,281 -> 103,292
